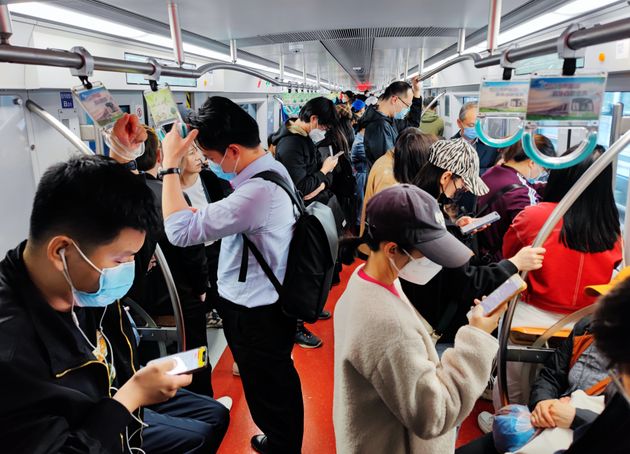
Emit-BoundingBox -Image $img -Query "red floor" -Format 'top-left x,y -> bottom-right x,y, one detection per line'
212,261 -> 489,453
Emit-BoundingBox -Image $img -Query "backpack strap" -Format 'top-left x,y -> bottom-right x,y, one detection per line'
238,234 -> 283,294
237,171 -> 301,286
476,183 -> 525,216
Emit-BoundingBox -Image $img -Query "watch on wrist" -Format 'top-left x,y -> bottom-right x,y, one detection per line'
159,167 -> 181,177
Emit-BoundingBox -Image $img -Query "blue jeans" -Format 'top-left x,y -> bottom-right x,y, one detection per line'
143,389 -> 230,454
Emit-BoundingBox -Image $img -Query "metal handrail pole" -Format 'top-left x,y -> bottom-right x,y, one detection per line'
496,128 -> 630,406
25,99 -> 93,156
154,244 -> 186,352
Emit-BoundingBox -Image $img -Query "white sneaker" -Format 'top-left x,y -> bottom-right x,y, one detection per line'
216,396 -> 232,411
232,362 -> 240,376
478,411 -> 494,434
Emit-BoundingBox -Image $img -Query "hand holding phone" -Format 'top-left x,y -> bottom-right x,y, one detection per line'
147,347 -> 208,375
479,274 -> 527,316
333,150 -> 345,158
460,212 -> 501,235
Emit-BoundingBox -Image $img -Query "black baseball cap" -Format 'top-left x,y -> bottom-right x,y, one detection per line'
364,184 -> 473,268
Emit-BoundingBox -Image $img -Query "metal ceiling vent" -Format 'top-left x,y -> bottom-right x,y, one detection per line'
245,26 -> 458,44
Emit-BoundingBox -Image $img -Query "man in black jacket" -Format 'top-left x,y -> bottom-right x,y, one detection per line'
0,156 -> 229,453
358,77 -> 422,168
273,97 -> 340,348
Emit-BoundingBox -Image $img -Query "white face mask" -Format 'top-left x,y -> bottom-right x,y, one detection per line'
389,249 -> 443,285
309,128 -> 327,144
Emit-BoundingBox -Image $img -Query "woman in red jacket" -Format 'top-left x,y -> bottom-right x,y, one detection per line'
499,147 -> 622,405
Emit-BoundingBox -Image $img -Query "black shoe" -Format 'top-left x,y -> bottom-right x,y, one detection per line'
251,434 -> 268,453
318,310 -> 331,320
295,325 -> 323,348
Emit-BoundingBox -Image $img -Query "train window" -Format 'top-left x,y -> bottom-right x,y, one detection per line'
462,96 -> 478,104
239,103 -> 258,120
514,55 -> 584,76
444,95 -> 450,117
598,92 -> 630,226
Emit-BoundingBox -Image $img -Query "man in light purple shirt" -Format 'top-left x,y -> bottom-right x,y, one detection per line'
160,96 -> 303,454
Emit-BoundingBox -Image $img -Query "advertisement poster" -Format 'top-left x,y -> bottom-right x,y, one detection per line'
526,75 -> 607,123
144,87 -> 181,128
478,80 -> 529,116
74,85 -> 124,128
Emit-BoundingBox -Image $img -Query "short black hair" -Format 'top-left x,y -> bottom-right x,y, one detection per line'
189,96 -> 261,153
382,81 -> 412,101
298,97 -> 338,128
592,276 -> 630,369
423,96 -> 438,108
29,156 -> 160,251
135,125 -> 160,172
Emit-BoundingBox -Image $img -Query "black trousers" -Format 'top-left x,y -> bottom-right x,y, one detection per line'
144,389 -> 230,454
217,297 -> 304,453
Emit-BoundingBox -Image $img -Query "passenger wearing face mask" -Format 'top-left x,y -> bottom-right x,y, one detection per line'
476,135 -> 555,264
273,96 -> 340,206
357,78 -> 423,169
272,97 -> 340,348
406,139 -> 545,350
334,184 -> 505,454
454,102 -> 498,176
0,156 -> 229,454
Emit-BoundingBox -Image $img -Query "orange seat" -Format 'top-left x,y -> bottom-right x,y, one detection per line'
510,326 -> 572,347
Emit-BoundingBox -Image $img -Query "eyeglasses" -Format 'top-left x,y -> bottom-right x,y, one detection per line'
397,97 -> 411,108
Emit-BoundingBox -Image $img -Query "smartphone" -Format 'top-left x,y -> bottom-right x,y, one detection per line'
480,274 -> 527,316
147,346 -> 208,375
460,211 -> 501,235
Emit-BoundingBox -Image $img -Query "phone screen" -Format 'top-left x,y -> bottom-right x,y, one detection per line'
148,347 -> 208,375
461,211 -> 501,235
480,275 -> 527,315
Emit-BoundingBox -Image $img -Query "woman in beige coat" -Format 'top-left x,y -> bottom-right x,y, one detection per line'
334,184 -> 506,454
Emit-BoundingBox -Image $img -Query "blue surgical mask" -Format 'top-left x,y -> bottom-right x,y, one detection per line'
395,107 -> 410,120
463,127 -> 478,141
61,243 -> 135,308
208,152 -> 239,181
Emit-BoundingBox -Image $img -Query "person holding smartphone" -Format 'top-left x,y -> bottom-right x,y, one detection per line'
334,184 -> 506,454
0,156 -> 229,453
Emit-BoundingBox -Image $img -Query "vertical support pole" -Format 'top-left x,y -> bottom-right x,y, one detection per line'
487,0 -> 503,54
0,4 -> 13,45
457,28 -> 466,54
302,52 -> 307,85
418,46 -> 425,74
404,48 -> 410,80
316,61 -> 321,89
279,51 -> 285,82
230,39 -> 237,64
167,1 -> 185,66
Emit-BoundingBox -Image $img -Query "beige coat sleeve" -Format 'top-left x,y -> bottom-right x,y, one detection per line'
370,325 -> 498,440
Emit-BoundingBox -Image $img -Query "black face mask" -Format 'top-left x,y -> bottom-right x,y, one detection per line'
438,179 -> 465,206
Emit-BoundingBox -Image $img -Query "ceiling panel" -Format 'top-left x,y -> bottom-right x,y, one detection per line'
32,0 -> 556,89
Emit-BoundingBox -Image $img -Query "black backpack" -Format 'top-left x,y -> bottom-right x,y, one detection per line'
238,171 -> 339,322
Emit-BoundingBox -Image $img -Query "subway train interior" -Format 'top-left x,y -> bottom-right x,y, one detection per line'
1,0 -> 630,453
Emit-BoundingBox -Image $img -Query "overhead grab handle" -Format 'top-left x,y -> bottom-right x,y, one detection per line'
475,118 -> 524,148
522,128 -> 597,169
475,71 -> 529,149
